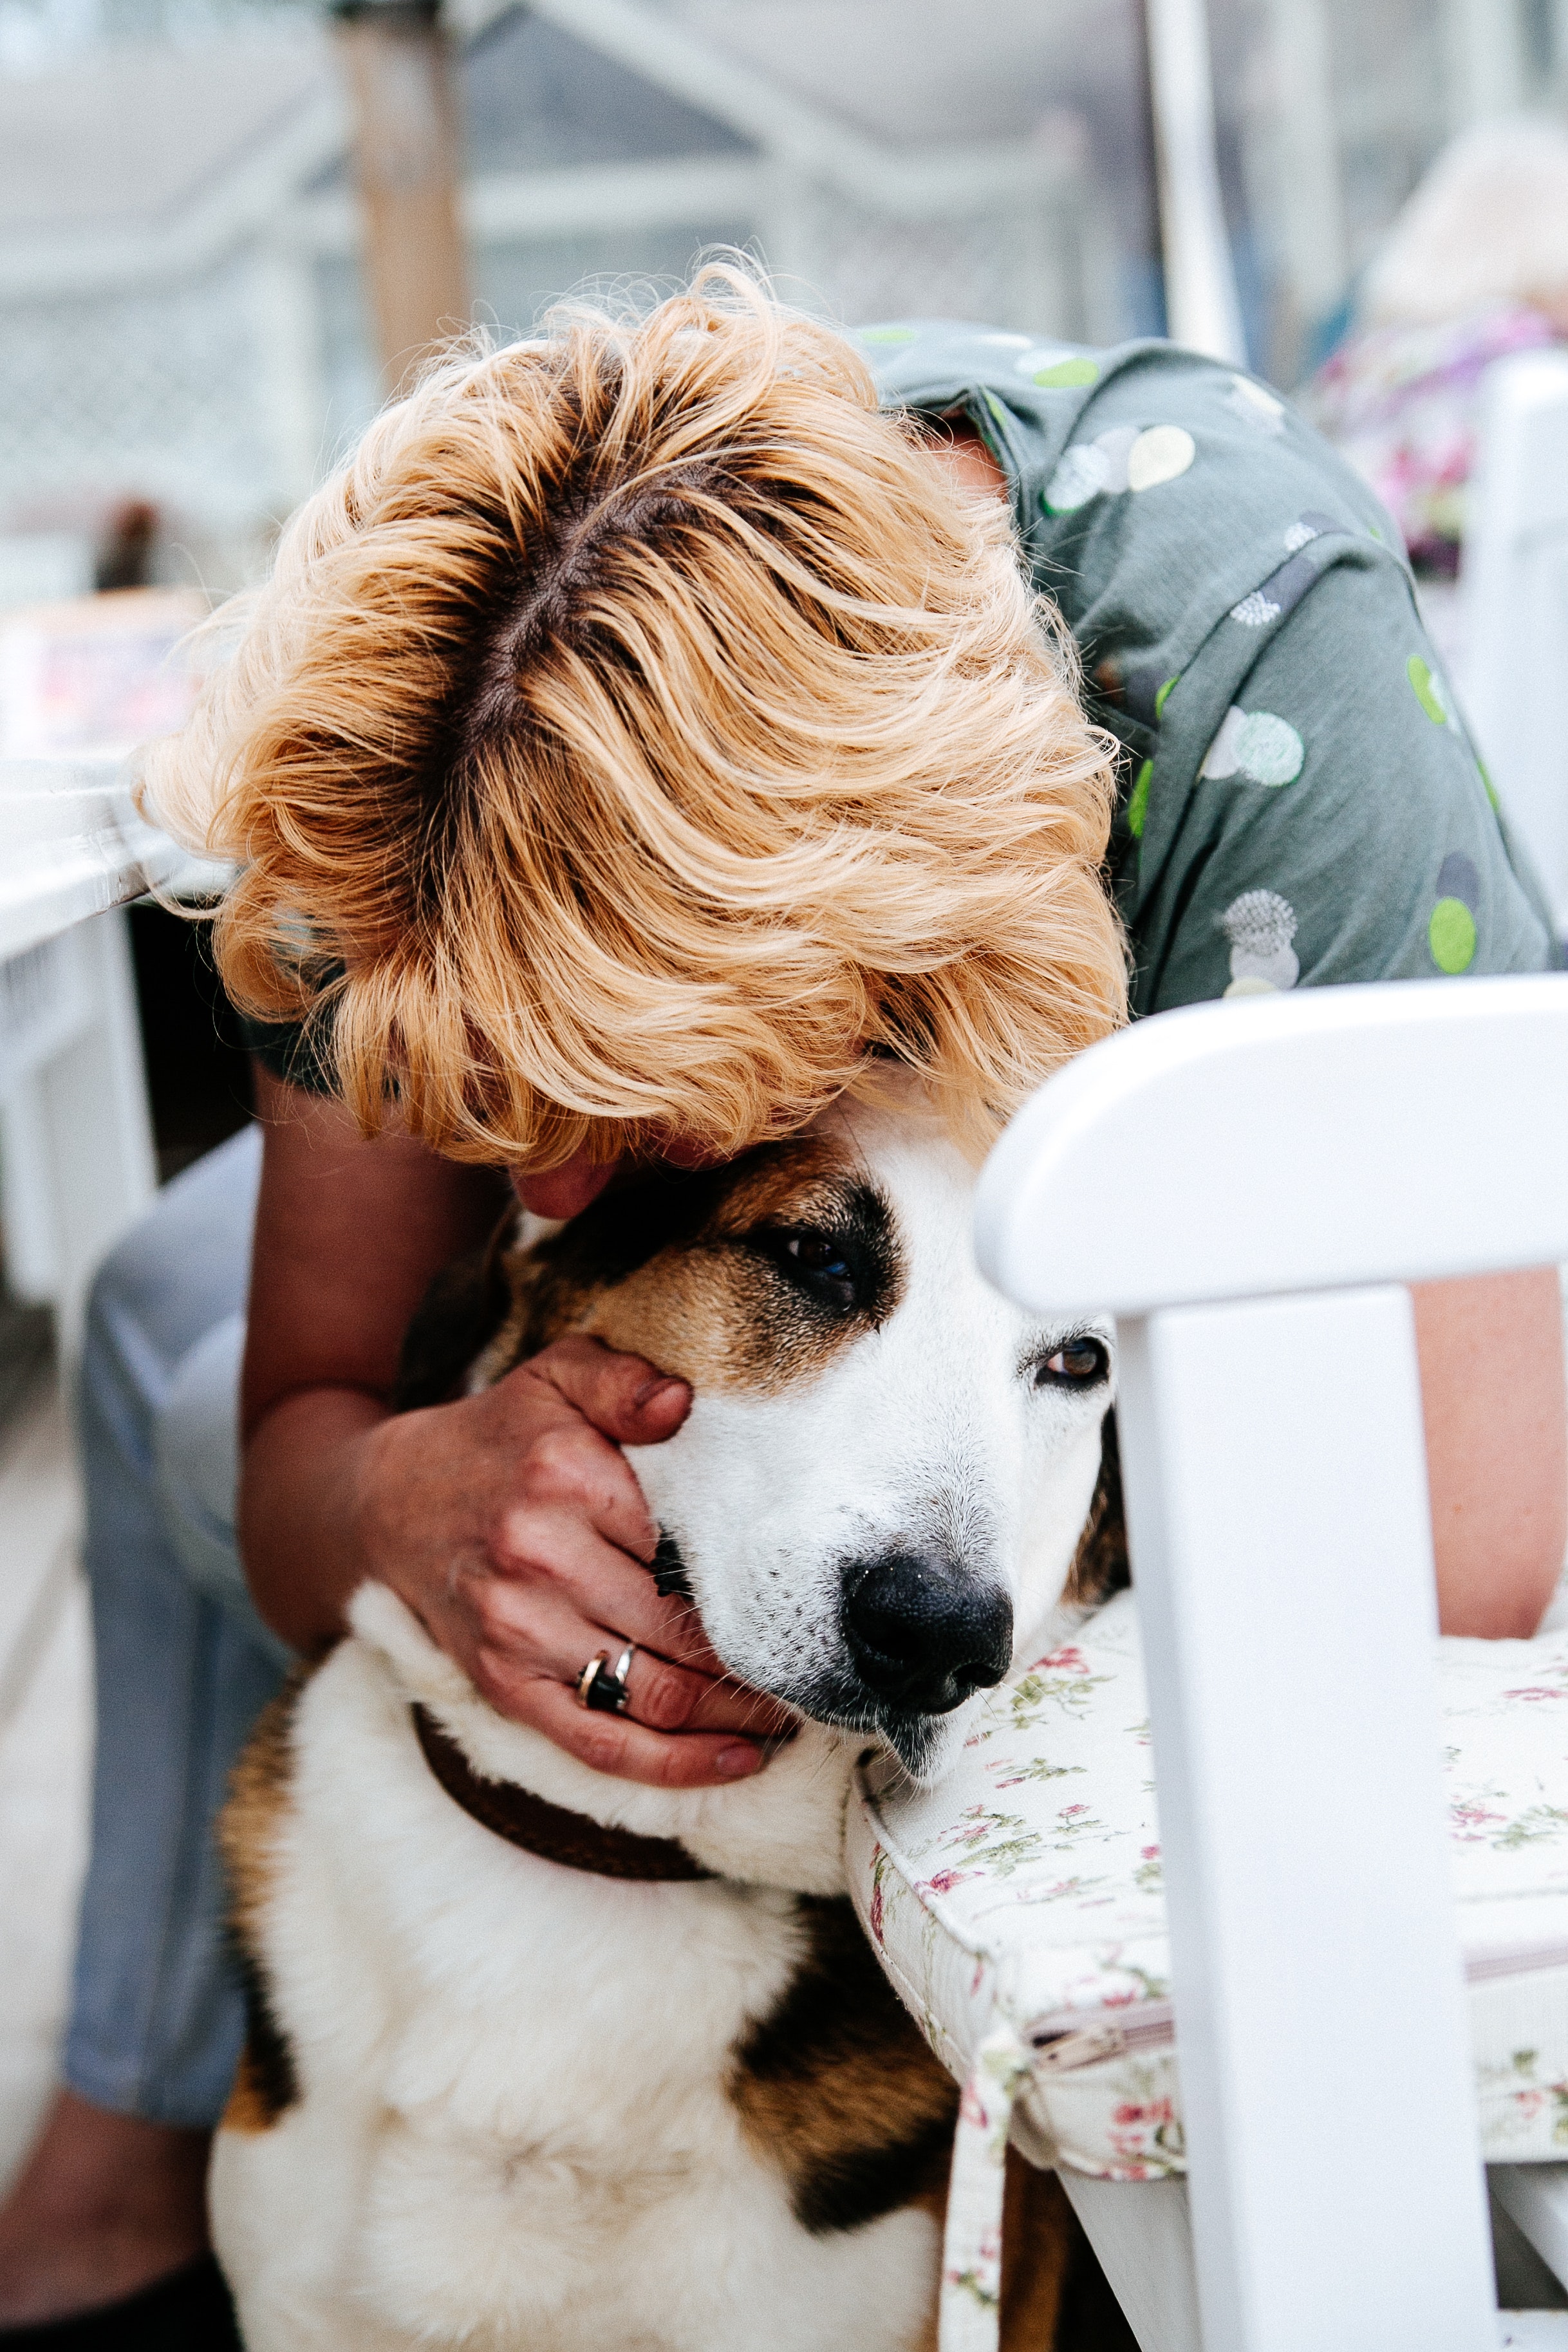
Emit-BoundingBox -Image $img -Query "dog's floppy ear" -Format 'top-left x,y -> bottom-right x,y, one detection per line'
394,1208 -> 519,1412
1065,1410 -> 1128,1608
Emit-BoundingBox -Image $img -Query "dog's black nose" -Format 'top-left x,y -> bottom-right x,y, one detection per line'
843,1553 -> 1013,1714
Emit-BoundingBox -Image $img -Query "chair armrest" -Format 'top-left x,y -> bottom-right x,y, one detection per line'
976,975 -> 1568,1316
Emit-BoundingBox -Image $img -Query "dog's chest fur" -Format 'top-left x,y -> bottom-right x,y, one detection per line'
214,1618 -> 957,2352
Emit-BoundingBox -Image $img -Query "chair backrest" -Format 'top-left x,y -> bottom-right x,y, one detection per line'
975,976 -> 1568,2352
1460,347 -> 1568,937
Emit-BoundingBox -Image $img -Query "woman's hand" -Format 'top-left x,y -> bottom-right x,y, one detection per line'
239,1071 -> 785,1786
353,1335 -> 785,1782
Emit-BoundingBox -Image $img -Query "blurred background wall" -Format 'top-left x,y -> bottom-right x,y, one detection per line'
4,0 -> 1559,602
0,0 -> 1142,595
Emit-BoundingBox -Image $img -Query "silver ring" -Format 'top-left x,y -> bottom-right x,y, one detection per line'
577,1642 -> 636,1715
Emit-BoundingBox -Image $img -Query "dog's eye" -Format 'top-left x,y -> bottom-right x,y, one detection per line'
787,1233 -> 852,1283
1033,1336 -> 1110,1390
760,1227 -> 857,1308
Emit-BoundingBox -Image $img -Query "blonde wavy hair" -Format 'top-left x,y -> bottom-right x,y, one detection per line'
145,266 -> 1126,1168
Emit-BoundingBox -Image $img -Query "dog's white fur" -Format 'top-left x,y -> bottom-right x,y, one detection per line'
210,1099 -> 1113,2350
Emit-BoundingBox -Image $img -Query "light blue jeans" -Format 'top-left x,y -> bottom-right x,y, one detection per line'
63,1126 -> 288,2129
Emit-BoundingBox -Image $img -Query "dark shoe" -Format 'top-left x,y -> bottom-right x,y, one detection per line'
0,2256 -> 242,2349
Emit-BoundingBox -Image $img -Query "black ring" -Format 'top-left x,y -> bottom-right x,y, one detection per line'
583,1641 -> 635,1713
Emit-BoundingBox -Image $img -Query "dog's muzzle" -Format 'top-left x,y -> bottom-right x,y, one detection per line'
842,1550 -> 1013,1716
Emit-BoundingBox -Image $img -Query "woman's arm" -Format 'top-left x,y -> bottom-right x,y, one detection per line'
1412,1268 -> 1566,1636
239,1069 -> 775,1782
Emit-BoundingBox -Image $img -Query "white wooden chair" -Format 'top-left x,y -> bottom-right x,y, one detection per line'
1459,348 -> 1568,941
851,975 -> 1568,2351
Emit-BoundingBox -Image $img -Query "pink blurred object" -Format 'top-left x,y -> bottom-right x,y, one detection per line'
0,588 -> 203,761
1303,304 -> 1560,575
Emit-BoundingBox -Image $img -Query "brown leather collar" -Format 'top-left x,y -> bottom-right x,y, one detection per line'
411,1704 -> 714,1883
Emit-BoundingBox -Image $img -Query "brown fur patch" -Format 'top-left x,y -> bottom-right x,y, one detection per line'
729,1907 -> 1086,2349
393,1205 -> 516,1410
910,2155 -> 1123,2351
219,1674 -> 312,2134
1063,1412 -> 1128,1611
474,1139 -> 906,1399
728,1894 -> 958,2234
1000,2156 -> 1077,2347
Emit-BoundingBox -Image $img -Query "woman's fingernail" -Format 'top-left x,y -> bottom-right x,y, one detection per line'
635,1376 -> 686,1410
716,1742 -> 762,1777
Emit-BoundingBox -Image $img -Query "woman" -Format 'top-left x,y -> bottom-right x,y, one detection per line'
1,270 -> 1562,2345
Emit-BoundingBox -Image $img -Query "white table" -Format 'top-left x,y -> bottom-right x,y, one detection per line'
0,756 -> 197,1356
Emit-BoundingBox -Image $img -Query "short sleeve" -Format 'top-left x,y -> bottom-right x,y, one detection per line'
1129,559 -> 1554,1013
858,318 -> 1555,1011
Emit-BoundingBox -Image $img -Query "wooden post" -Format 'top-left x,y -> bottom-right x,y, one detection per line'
1141,0 -> 1247,362
332,0 -> 469,397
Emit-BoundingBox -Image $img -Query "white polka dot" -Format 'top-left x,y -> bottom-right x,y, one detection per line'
1200,706 -> 1247,779
1127,425 -> 1196,491
1092,425 -> 1139,493
1201,709 -> 1304,787
1228,946 -> 1302,989
1221,888 -> 1298,955
1236,711 -> 1304,785
1283,519 -> 1319,552
1221,888 -> 1300,991
1016,346 -> 1073,378
1230,590 -> 1280,628
1044,442 -> 1110,511
1226,377 -> 1285,432
978,333 -> 1031,348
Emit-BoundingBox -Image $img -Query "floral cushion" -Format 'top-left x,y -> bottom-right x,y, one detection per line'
846,1583 -> 1568,2348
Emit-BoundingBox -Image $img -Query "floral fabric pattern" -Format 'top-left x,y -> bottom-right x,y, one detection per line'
1300,303 -> 1560,573
848,1579 -> 1568,2208
940,2021 -> 1035,2352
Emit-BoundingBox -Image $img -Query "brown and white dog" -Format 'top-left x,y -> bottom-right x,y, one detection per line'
212,1088 -> 1123,2351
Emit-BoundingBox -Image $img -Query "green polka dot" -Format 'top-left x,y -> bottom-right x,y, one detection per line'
984,391 -> 1008,427
1127,760 -> 1152,839
1154,675 -> 1177,718
1429,897 -> 1477,973
1033,357 -> 1099,389
859,326 -> 916,346
1478,758 -> 1500,812
1408,655 -> 1448,725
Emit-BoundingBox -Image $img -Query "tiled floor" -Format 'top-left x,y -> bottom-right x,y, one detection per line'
0,1375 -> 89,2196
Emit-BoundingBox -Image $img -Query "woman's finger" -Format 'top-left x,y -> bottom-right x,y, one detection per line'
514,1333 -> 691,1451
614,1646 -> 795,1740
485,1504 -> 733,1673
463,1571 -> 794,1739
488,1666 -> 769,1790
492,1399 -> 664,1565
